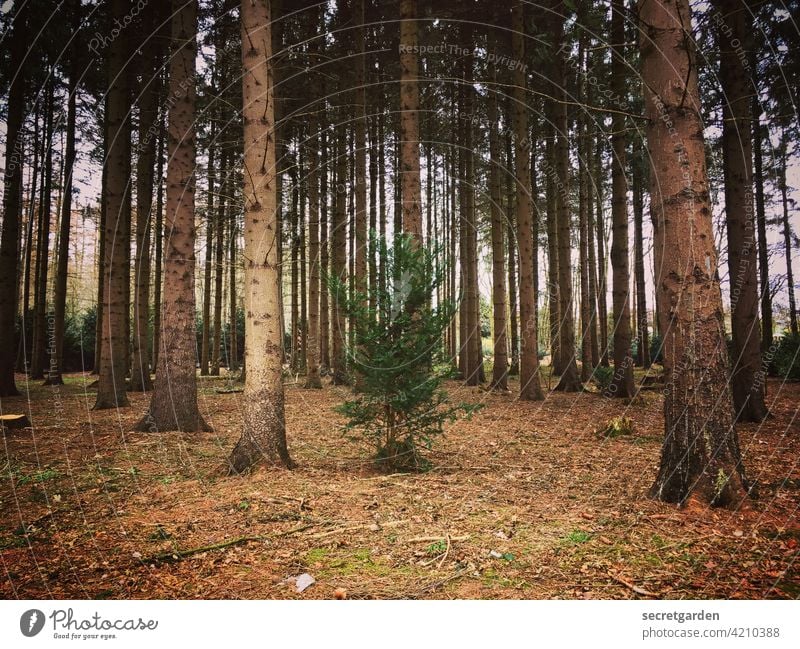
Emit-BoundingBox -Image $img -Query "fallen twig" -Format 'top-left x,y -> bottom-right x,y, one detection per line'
403,534 -> 469,543
608,572 -> 659,598
413,569 -> 469,597
145,536 -> 263,563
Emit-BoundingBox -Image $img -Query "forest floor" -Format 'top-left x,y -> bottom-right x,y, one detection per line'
1,370 -> 798,600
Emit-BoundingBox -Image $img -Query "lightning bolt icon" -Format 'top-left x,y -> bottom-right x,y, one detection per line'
28,611 -> 38,632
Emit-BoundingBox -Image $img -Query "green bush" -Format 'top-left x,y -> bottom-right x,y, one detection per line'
592,365 -> 614,391
329,234 -> 479,472
650,333 -> 664,364
769,332 -> 800,380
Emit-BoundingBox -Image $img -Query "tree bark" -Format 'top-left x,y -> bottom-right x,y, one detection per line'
136,0 -> 208,431
750,52 -> 772,354
47,18 -> 79,386
0,0 -> 27,396
778,130 -> 798,337
130,9 -> 160,392
94,0 -> 131,410
552,8 -> 581,392
512,0 -> 543,400
632,138 -> 650,368
715,0 -> 767,421
200,135 -> 215,377
606,0 -> 635,398
639,0 -> 748,508
489,73 -> 508,391
399,0 -> 422,241
211,153 -> 227,376
228,0 -> 292,472
152,107 -> 166,371
305,105 -> 322,388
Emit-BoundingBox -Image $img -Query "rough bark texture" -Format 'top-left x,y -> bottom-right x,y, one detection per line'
399,0 -> 422,241
130,12 -> 159,392
331,125 -> 349,385
0,1 -> 26,396
750,55 -> 772,355
200,139 -> 215,377
319,128 -> 330,371
595,138 -> 610,367
512,0 -> 543,401
137,0 -> 208,432
606,0 -> 635,398
489,78 -> 508,391
228,0 -> 292,472
31,83 -> 54,381
552,9 -> 581,392
211,154 -> 227,376
632,139 -> 651,368
47,15 -> 79,386
715,0 -> 767,422
94,0 -> 131,410
304,105 -> 322,389
639,0 -> 748,508
152,112 -> 166,371
778,135 -> 797,336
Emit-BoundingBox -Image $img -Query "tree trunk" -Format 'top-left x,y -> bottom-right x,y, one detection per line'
228,0 -> 292,472
211,154 -> 227,376
136,0 -> 208,431
715,0 -> 767,421
200,136 -> 215,377
595,138 -> 609,366
632,138 -> 650,368
552,8 -> 581,392
354,0 -> 367,303
152,107 -> 166,371
31,80 -> 54,381
489,73 -> 508,391
639,0 -> 748,508
779,131 -> 798,337
399,0 -> 422,241
750,51 -> 772,354
330,124 -> 349,385
0,0 -> 27,396
319,127 -> 330,371
130,11 -> 159,392
512,0 -> 543,400
606,0 -> 635,398
94,0 -> 132,410
506,125 -> 520,376
305,106 -> 322,388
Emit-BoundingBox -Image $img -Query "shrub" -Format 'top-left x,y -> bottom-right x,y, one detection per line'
329,234 -> 479,472
592,365 -> 614,391
769,332 -> 800,380
649,333 -> 664,364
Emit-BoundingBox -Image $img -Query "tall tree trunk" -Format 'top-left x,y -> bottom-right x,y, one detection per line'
152,107 -> 166,371
93,113 -> 107,376
779,131 -> 798,337
200,136 -> 215,377
289,162 -> 300,371
750,51 -> 772,354
595,137 -> 609,366
228,192 -> 239,373
399,0 -> 422,241
0,0 -> 27,396
31,80 -> 54,381
606,0 -> 634,397
354,0 -> 367,303
18,103 -> 40,374
94,0 -> 132,409
48,23 -> 79,386
319,127 -> 330,370
331,124 -> 349,384
552,8 -> 581,392
632,138 -> 650,368
545,122 -> 560,374
228,0 -> 292,472
715,0 -> 767,422
506,125 -> 520,376
489,75 -> 508,390
639,0 -> 748,508
211,153 -> 227,376
130,12 -> 159,392
305,107 -> 322,388
578,52 -> 591,383
136,0 -> 208,431
512,0 -> 543,400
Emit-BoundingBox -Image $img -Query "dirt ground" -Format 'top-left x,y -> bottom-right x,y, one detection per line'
1,371 -> 798,599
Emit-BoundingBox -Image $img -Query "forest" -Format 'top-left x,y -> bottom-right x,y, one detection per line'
0,0 -> 798,601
